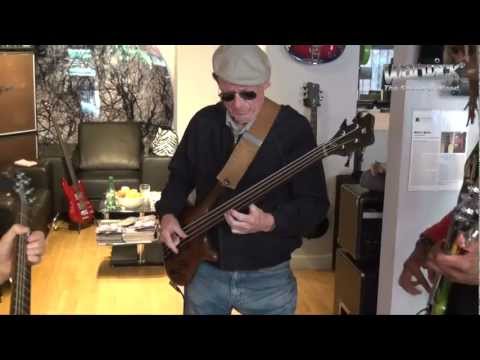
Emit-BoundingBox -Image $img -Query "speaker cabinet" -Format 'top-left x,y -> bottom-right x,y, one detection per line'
0,132 -> 37,169
337,184 -> 383,261
0,50 -> 37,170
334,249 -> 379,315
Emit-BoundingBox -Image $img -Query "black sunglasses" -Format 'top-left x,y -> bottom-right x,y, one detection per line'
219,90 -> 257,102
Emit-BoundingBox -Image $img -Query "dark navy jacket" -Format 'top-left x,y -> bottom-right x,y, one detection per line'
156,101 -> 329,270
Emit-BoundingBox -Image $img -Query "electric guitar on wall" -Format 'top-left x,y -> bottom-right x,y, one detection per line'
286,45 -> 347,64
302,82 -> 329,239
164,113 -> 375,287
46,102 -> 94,229
303,82 -> 323,142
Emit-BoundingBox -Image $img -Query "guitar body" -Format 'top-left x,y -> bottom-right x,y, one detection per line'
61,177 -> 95,226
304,217 -> 329,239
164,193 -> 220,286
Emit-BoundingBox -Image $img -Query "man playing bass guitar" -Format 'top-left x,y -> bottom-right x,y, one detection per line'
156,45 -> 330,315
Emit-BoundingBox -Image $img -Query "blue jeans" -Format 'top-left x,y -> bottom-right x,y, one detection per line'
184,260 -> 297,315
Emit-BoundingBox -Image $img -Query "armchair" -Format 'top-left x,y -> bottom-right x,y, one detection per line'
40,122 -> 171,215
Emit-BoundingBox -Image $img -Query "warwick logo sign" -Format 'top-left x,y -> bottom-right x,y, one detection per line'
383,63 -> 465,87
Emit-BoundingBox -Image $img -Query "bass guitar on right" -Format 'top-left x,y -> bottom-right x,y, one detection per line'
426,185 -> 479,315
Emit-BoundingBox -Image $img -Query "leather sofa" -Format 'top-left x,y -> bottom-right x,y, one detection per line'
39,122 -> 171,215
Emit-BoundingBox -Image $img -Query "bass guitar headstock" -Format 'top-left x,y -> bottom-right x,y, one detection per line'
303,82 -> 323,109
328,112 -> 375,157
13,171 -> 36,209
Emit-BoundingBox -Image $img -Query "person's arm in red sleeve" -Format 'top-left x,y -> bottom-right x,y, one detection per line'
421,211 -> 454,244
399,210 -> 454,295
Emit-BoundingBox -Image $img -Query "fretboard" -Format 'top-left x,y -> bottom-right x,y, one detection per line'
165,135 -> 351,259
310,107 -> 318,140
10,235 -> 31,315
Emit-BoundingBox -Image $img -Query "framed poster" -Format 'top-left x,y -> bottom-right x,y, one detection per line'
408,110 -> 473,191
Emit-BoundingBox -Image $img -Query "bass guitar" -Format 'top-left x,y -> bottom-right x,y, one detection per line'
47,103 -> 94,229
164,113 -> 375,286
302,82 -> 329,238
9,172 -> 36,314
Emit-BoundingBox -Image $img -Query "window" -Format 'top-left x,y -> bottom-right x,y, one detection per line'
359,47 -> 394,95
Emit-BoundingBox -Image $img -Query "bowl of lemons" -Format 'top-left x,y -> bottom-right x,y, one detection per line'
115,187 -> 144,209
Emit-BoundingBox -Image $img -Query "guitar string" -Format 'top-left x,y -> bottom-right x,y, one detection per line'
15,208 -> 24,314
162,130 -> 360,258
17,196 -> 30,314
14,204 -> 28,314
181,130 -> 358,236
162,135 -> 359,259
19,208 -> 28,314
183,139 -> 346,236
163,137 -> 356,259
179,124 -> 357,236
175,138 -> 354,251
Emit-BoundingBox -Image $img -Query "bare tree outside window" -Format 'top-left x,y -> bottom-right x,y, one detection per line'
33,45 -> 174,145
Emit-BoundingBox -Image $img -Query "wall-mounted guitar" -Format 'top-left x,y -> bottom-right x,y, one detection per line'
163,112 -> 375,287
302,82 -> 329,239
45,102 -> 94,231
286,45 -> 347,65
303,82 -> 323,142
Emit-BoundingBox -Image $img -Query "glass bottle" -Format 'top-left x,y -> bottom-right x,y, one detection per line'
105,176 -> 117,210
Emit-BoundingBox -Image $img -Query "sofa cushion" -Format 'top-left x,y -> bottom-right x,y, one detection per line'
78,123 -> 142,171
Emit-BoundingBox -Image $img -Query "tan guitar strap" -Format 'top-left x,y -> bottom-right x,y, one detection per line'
217,98 -> 281,190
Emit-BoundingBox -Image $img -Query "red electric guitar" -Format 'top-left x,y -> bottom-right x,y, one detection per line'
286,45 -> 346,64
49,109 -> 94,229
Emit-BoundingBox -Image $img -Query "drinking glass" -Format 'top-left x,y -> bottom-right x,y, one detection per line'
139,183 -> 151,209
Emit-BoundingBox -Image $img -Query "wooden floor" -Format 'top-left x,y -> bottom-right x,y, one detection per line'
0,222 -> 334,315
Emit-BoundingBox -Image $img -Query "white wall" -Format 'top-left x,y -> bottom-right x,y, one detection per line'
156,45 -> 176,85
266,45 -> 361,269
377,45 -> 479,314
174,45 -> 219,139
163,45 -> 363,269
